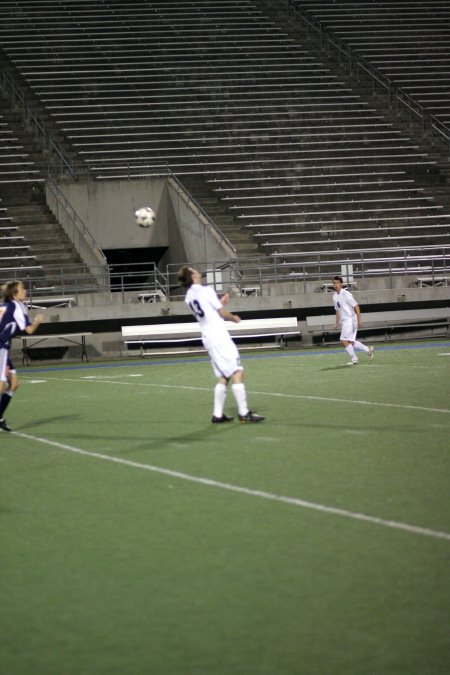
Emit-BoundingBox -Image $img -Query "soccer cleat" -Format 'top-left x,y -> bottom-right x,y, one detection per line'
239,411 -> 265,423
368,346 -> 374,361
211,414 -> 234,424
0,419 -> 12,432
347,358 -> 359,366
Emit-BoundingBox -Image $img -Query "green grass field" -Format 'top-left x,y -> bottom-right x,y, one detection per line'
1,342 -> 449,675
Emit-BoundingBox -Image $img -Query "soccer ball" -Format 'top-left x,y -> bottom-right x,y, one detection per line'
135,206 -> 156,228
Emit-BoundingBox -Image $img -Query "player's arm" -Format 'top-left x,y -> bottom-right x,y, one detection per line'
218,307 -> 241,324
354,304 -> 362,328
25,313 -> 44,334
334,309 -> 341,328
217,291 -> 240,323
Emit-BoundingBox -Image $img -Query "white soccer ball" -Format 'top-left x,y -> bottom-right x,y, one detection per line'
135,206 -> 156,228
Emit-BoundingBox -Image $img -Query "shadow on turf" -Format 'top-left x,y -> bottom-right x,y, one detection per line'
15,416 -> 238,452
121,423 -> 239,453
16,414 -> 81,430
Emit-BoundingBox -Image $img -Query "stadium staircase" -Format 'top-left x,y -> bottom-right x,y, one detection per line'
178,175 -> 260,257
0,88 -> 99,292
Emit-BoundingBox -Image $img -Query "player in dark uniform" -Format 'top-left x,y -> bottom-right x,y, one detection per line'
0,280 -> 43,431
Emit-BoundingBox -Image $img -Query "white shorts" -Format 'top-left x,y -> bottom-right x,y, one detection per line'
0,347 -> 9,383
202,331 -> 243,379
340,318 -> 357,342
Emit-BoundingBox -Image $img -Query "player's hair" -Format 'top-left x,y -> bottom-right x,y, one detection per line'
177,266 -> 195,288
333,275 -> 344,283
2,280 -> 23,301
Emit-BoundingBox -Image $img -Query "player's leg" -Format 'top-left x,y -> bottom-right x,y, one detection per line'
216,342 -> 249,417
230,368 -> 249,417
340,320 -> 358,364
0,359 -> 18,417
208,336 -> 264,422
8,364 -> 19,393
202,333 -> 233,423
230,369 -> 264,422
341,339 -> 357,362
0,350 -> 12,431
212,375 -> 233,423
354,340 -> 374,359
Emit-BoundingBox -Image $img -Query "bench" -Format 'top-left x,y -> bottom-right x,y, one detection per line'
137,290 -> 166,303
20,332 -> 92,365
122,317 -> 300,356
415,276 -> 449,288
306,308 -> 450,344
26,296 -> 76,309
240,287 -> 261,297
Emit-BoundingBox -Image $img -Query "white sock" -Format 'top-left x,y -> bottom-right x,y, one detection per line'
354,340 -> 369,353
345,344 -> 356,360
213,383 -> 227,417
232,383 -> 249,416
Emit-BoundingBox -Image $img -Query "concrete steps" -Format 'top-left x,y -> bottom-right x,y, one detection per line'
0,189 -> 90,281
180,175 -> 262,256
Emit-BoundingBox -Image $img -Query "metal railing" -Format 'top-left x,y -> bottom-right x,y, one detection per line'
284,0 -> 450,142
0,61 -> 77,179
431,115 -> 450,148
10,244 -> 447,304
45,177 -> 109,286
166,168 -> 237,259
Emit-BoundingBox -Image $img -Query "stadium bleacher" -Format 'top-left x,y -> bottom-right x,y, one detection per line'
0,0 -> 448,287
292,0 -> 450,137
0,103 -> 98,284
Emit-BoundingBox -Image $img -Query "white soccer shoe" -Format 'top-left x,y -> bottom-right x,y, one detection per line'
347,358 -> 359,366
368,346 -> 374,361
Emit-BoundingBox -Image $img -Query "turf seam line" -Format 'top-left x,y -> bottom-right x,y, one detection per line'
14,431 -> 450,543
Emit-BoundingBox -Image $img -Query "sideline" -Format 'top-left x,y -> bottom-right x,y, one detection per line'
14,431 -> 450,542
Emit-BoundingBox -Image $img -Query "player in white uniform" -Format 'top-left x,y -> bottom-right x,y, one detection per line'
332,276 -> 374,365
178,266 -> 264,423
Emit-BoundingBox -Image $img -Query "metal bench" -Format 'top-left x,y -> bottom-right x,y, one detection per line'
415,276 -> 449,287
137,290 -> 166,304
122,317 -> 300,356
306,308 -> 450,344
26,296 -> 77,309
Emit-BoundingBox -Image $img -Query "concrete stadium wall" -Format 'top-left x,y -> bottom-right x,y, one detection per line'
11,284 -> 449,363
53,177 -> 235,270
54,177 -> 170,250
165,178 -> 235,267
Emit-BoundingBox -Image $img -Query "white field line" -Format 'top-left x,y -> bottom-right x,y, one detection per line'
23,375 -> 450,415
13,430 -> 450,542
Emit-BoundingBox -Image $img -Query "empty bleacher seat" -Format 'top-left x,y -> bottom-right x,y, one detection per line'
0,0 -> 448,281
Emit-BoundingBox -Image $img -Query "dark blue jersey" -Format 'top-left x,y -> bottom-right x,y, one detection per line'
0,300 -> 30,349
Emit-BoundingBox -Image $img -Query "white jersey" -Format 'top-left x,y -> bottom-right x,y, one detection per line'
333,288 -> 358,321
185,284 -> 226,335
185,283 -> 242,378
